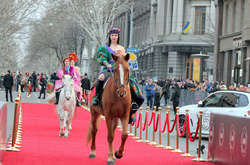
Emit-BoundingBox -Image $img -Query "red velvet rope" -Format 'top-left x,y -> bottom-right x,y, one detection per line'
187,115 -> 200,142
167,113 -> 177,133
153,113 -> 159,132
142,112 -> 148,131
135,113 -> 142,129
176,114 -> 187,137
148,112 -> 155,126
160,113 -> 168,133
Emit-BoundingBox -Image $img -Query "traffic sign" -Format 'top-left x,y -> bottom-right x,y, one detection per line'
127,48 -> 139,53
129,60 -> 138,71
129,53 -> 137,60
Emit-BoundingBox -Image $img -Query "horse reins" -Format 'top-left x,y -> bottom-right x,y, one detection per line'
108,67 -> 129,97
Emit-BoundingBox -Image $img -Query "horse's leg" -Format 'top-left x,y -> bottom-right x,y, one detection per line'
58,106 -> 64,137
112,119 -> 118,135
89,110 -> 101,158
64,111 -> 69,137
68,107 -> 75,130
114,118 -> 129,159
59,118 -> 64,137
106,117 -> 116,165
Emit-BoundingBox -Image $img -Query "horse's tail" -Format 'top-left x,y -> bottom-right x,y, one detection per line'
86,113 -> 101,147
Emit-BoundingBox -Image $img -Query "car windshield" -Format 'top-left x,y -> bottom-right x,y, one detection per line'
203,92 -> 238,107
203,93 -> 223,107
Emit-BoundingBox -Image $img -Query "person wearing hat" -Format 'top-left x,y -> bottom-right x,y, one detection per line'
92,27 -> 144,123
68,52 -> 82,106
54,57 -> 74,104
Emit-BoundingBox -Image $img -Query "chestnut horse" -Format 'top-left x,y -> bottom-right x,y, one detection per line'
87,53 -> 131,165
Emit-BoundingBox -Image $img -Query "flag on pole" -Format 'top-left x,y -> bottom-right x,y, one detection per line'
183,21 -> 191,33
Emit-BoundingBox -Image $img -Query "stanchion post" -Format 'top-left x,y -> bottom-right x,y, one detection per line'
181,109 -> 192,157
6,97 -> 21,151
172,107 -> 182,153
132,110 -> 139,139
165,106 -> 173,150
128,123 -> 134,136
136,107 -> 143,142
149,106 -> 157,145
193,110 -> 208,161
156,107 -> 163,148
144,106 -> 150,143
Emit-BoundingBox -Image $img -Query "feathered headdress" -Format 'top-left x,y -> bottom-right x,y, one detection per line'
68,52 -> 78,62
109,27 -> 120,35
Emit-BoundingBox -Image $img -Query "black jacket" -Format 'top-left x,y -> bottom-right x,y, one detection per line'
171,86 -> 180,104
3,74 -> 13,88
81,78 -> 91,90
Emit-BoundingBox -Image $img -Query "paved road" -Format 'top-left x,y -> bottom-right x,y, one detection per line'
0,90 -> 209,160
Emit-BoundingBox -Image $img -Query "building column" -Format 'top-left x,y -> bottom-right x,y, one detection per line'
157,0 -> 165,35
214,0 -> 224,81
176,0 -> 184,33
246,46 -> 250,84
166,0 -> 173,34
171,0 -> 178,33
223,51 -> 229,84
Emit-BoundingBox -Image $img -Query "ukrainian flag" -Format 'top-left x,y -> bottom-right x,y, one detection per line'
183,21 -> 191,33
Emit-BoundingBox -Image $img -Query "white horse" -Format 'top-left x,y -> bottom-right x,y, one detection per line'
57,74 -> 76,137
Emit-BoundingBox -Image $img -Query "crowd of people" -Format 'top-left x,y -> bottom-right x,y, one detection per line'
0,70 -> 91,103
139,77 -> 250,113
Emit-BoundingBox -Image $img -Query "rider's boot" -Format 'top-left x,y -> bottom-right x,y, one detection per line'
128,89 -> 144,124
54,91 -> 60,104
92,80 -> 104,106
129,102 -> 139,124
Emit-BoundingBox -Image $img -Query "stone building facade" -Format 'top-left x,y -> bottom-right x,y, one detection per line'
114,0 -> 215,82
214,0 -> 250,85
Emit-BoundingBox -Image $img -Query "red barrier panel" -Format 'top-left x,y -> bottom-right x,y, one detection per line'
208,113 -> 250,165
0,103 -> 7,163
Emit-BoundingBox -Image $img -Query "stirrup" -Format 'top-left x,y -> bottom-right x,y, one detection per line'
131,102 -> 139,111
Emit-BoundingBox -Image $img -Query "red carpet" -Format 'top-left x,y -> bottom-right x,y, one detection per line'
3,103 -> 214,165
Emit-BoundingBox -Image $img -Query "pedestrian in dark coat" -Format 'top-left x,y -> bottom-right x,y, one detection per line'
81,73 -> 91,95
38,74 -> 47,99
161,80 -> 170,106
153,81 -> 161,111
3,70 -> 14,102
31,72 -> 37,92
171,83 -> 180,114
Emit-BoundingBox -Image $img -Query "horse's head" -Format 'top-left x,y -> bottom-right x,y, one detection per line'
111,53 -> 130,97
62,74 -> 74,101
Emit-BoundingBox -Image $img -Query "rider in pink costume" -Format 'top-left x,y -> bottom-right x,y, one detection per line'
68,52 -> 82,105
54,56 -> 75,104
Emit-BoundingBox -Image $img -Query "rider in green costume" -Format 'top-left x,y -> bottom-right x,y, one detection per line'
92,27 -> 144,123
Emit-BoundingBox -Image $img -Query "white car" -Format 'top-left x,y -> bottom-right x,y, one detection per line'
179,91 -> 250,136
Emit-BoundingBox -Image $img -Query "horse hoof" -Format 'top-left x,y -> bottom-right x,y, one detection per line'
89,153 -> 96,158
59,133 -> 64,137
107,159 -> 115,165
115,151 -> 122,159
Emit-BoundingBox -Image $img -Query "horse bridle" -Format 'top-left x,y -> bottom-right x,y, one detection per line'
109,67 -> 129,97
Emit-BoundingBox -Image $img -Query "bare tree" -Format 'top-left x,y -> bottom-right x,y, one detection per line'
23,5 -> 86,72
66,0 -> 131,45
0,0 -> 42,70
